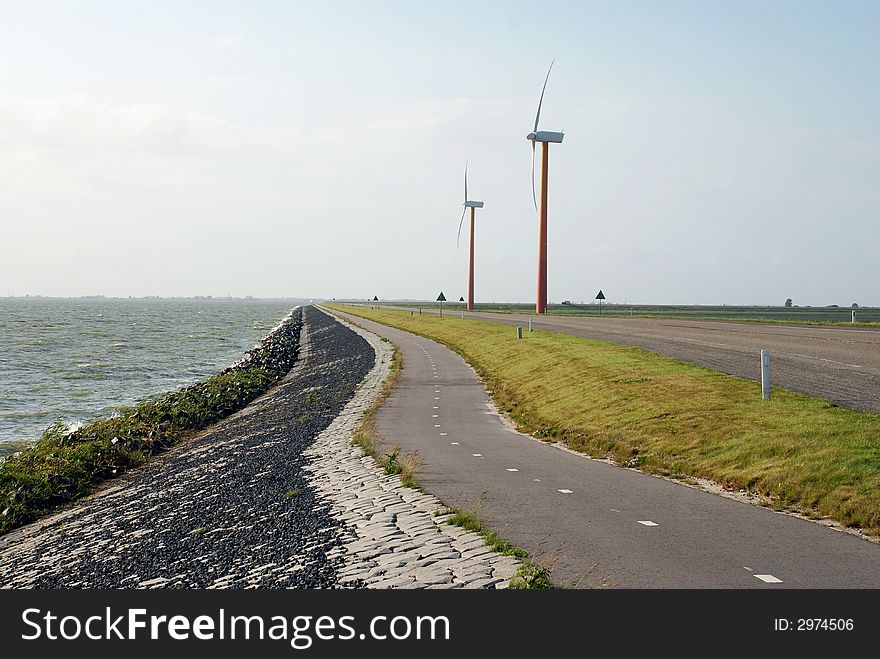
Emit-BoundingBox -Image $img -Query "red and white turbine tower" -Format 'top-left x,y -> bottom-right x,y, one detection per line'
526,61 -> 564,315
457,161 -> 484,312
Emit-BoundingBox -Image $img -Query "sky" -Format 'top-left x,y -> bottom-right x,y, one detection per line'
1,1 -> 878,305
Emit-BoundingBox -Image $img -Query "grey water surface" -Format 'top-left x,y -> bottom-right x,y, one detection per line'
0,297 -> 308,456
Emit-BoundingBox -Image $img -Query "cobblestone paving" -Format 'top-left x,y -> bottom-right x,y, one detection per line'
308,311 -> 522,589
0,308 -> 520,589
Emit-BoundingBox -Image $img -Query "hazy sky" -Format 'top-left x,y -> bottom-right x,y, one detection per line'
1,1 -> 878,305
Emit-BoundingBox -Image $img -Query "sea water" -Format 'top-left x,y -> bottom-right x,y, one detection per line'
0,297 -> 305,457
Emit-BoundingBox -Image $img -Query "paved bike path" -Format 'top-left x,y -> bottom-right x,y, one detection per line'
330,309 -> 880,588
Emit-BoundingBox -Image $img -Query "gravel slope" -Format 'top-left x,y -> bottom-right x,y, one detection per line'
0,306 -> 374,588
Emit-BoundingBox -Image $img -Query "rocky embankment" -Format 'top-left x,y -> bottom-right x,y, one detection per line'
0,306 -> 521,588
0,306 -> 373,587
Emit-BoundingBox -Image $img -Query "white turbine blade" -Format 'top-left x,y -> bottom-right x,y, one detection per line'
456,206 -> 466,249
533,59 -> 555,133
531,141 -> 537,211
464,160 -> 468,204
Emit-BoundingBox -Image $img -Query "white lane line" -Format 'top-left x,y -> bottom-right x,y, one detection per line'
434,397 -> 440,400
450,441 -> 459,445
533,478 -> 541,482
743,567 -> 753,572
472,453 -> 483,457
558,489 -> 573,494
433,406 -> 439,409
434,424 -> 441,428
610,509 -> 621,513
638,520 -> 658,527
793,353 -> 862,368
754,574 -> 783,584
440,432 -> 447,436
432,414 -> 438,418
507,468 -> 519,472
668,335 -> 737,350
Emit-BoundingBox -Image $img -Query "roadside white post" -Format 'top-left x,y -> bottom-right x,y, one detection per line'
852,310 -> 857,323
528,318 -> 533,332
517,326 -> 523,339
761,349 -> 771,400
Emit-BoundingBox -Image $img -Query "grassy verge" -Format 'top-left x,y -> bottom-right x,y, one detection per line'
347,340 -> 423,488
445,507 -> 550,589
0,309 -> 302,534
328,305 -> 880,536
348,302 -> 880,327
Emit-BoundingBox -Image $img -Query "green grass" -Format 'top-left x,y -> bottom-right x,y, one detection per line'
446,508 -> 528,557
329,305 -> 880,535
341,301 -> 880,326
0,310 -> 302,535
346,341 -> 424,489
445,507 -> 550,589
509,561 -> 552,589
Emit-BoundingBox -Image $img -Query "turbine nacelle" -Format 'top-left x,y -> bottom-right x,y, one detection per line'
457,161 -> 484,249
527,130 -> 564,144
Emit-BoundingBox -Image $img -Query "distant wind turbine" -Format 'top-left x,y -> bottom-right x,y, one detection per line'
456,161 -> 484,312
527,60 -> 564,315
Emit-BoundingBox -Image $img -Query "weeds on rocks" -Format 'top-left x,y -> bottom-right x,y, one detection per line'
509,561 -> 552,589
349,344 -> 423,489
445,506 -> 551,588
0,309 -> 303,535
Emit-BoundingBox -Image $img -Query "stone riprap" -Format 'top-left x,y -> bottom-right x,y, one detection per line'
0,307 -> 374,588
0,306 -> 521,589
307,310 -> 522,589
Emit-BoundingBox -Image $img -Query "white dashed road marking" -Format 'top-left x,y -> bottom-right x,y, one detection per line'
793,353 -> 863,369
439,432 -> 447,436
472,453 -> 482,457
754,574 -> 783,584
638,521 -> 658,527
450,442 -> 459,445
558,489 -> 573,494
506,468 -> 519,472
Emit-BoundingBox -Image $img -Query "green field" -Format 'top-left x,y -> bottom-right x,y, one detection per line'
338,300 -> 880,325
328,304 -> 880,536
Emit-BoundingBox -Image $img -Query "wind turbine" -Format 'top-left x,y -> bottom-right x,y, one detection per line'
527,60 -> 564,315
456,161 -> 484,312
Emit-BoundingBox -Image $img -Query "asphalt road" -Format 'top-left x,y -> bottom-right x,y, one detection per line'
386,306 -> 880,413
332,309 -> 880,588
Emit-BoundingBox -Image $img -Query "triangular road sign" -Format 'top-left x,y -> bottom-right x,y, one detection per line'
595,290 -> 605,300
437,292 -> 447,302
459,296 -> 465,302
373,296 -> 379,301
